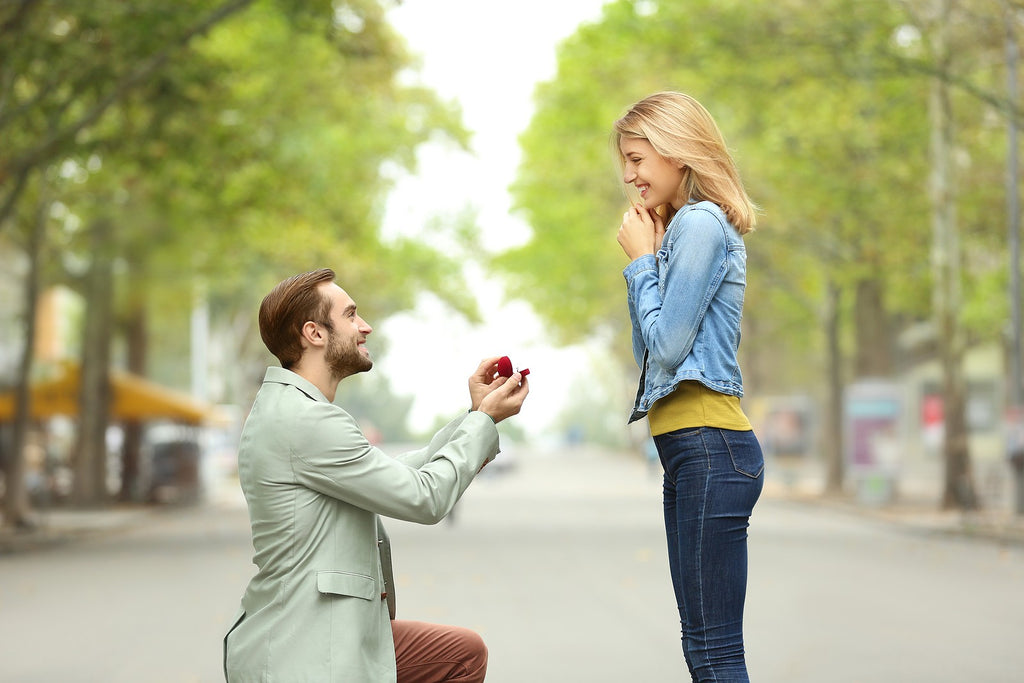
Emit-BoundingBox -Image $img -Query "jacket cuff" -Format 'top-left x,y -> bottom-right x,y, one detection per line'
622,254 -> 657,283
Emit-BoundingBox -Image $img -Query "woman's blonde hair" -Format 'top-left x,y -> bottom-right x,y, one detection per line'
614,91 -> 757,234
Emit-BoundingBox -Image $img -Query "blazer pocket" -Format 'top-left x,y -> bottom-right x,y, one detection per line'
316,570 -> 376,601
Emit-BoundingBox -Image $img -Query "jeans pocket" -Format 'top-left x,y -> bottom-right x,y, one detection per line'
722,430 -> 765,479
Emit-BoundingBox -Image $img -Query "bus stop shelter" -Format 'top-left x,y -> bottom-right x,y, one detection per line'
0,363 -> 225,502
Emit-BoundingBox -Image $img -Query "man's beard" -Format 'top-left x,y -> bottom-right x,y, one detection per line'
326,331 -> 372,380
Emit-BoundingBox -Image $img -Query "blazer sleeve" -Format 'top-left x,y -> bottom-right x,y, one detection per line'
290,403 -> 498,524
389,413 -> 472,468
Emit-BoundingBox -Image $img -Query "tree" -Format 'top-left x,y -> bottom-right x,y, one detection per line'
502,0 -> 1017,509
0,0 -> 259,230
1,0 -> 474,517
503,0 -> 930,453
0,0 -> 265,520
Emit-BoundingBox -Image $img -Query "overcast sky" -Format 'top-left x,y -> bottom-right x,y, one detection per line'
378,1 -> 611,435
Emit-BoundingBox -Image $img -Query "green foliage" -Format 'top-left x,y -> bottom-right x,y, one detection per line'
1,0 -> 477,407
158,0 -> 473,312
502,0 -> 1019,393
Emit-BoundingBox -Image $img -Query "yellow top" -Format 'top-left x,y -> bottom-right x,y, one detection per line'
648,380 -> 752,436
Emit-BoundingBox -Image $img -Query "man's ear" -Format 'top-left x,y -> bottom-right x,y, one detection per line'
300,321 -> 326,349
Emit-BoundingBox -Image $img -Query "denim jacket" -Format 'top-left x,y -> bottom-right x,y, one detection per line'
623,200 -> 747,423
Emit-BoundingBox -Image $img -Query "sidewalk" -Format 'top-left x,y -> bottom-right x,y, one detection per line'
762,461 -> 1024,546
3,448 -> 1024,553
771,487 -> 1024,546
0,504 -> 154,554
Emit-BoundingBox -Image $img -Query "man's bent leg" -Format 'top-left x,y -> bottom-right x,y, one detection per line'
392,620 -> 488,683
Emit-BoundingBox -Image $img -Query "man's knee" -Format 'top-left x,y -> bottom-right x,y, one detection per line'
393,621 -> 488,683
450,626 -> 488,682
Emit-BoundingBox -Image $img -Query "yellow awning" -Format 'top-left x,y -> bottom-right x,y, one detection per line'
0,363 -> 223,425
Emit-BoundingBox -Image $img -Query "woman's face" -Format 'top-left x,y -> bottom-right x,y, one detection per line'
619,137 -> 685,210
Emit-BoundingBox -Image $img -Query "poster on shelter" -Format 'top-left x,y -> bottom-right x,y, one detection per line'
844,382 -> 903,472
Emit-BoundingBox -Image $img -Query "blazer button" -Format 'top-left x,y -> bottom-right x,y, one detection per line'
380,592 -> 388,600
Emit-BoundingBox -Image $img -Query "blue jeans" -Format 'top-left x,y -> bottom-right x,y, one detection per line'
654,427 -> 764,682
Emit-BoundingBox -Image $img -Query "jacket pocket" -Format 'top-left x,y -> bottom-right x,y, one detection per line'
316,570 -> 376,600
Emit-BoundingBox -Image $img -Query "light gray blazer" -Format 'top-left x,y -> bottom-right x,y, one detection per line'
224,367 -> 499,682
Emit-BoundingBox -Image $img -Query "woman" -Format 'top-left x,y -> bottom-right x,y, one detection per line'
614,91 -> 764,682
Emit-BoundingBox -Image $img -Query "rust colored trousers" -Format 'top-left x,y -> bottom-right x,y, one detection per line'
392,620 -> 488,683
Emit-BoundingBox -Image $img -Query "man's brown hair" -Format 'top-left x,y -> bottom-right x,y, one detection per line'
258,268 -> 336,369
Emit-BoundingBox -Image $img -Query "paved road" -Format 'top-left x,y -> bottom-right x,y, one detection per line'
1,447 -> 1022,682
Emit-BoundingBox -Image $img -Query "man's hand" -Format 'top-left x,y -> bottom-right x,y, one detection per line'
477,372 -> 529,424
468,356 -> 504,412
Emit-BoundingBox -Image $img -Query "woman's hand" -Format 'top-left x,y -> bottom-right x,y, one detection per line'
617,203 -> 666,261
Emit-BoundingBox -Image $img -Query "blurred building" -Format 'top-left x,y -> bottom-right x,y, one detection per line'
749,341 -> 1014,510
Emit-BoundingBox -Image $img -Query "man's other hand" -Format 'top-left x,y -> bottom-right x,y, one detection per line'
477,372 -> 529,424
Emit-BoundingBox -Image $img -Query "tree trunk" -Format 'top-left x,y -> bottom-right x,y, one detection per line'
1002,0 -> 1024,516
119,281 -> 147,502
853,278 -> 892,378
71,219 -> 115,507
823,281 -> 845,495
2,194 -> 46,528
928,0 -> 977,510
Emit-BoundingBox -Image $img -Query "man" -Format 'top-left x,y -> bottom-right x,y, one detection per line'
224,268 -> 529,682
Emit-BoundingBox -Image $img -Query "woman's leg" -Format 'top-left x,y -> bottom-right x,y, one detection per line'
659,448 -> 696,678
656,428 -> 764,683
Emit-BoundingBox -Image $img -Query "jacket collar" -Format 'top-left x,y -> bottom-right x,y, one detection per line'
263,366 -> 330,403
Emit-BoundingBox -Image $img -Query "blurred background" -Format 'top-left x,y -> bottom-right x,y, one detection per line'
4,0 -> 1024,523
3,0 -> 1024,679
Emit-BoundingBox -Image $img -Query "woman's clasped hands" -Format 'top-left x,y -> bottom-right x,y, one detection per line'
617,202 -> 666,261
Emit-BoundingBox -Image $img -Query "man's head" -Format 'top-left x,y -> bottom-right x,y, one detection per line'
258,268 -> 373,379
